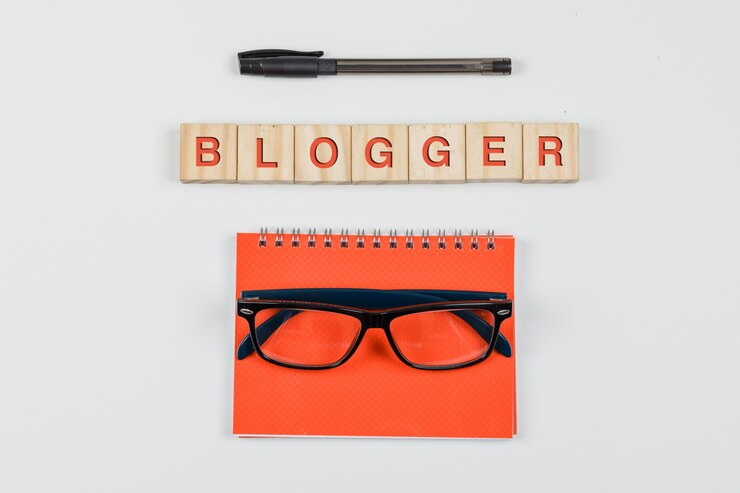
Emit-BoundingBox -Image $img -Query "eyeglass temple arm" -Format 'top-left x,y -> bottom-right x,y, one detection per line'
237,309 -> 299,360
392,289 -> 508,301
242,288 -> 508,302
453,310 -> 511,356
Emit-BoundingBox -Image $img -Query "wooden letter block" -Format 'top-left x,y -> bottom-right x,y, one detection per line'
408,124 -> 466,183
351,125 -> 408,183
180,123 -> 237,183
523,123 -> 579,183
465,123 -> 523,182
295,125 -> 351,184
237,124 -> 294,183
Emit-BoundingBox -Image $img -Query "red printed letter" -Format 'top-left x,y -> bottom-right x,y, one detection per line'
538,136 -> 563,166
256,138 -> 278,168
365,137 -> 393,168
195,137 -> 220,166
483,136 -> 505,166
422,136 -> 450,167
310,137 -> 338,169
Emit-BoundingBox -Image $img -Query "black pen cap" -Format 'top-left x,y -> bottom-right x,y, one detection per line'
238,49 -> 336,77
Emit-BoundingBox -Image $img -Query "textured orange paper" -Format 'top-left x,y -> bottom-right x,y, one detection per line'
233,233 -> 516,438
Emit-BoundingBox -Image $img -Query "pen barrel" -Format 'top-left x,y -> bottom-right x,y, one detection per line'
335,58 -> 511,75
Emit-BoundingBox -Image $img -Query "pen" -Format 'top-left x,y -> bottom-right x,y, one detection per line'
238,49 -> 511,78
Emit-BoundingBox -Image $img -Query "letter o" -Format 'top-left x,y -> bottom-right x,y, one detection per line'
310,137 -> 338,169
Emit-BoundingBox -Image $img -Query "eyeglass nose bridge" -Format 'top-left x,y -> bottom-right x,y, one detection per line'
363,313 -> 387,330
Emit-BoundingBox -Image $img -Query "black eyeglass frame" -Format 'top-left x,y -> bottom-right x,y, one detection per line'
236,298 -> 513,370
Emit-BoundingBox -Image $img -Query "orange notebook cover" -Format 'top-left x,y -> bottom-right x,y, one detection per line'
233,231 -> 516,438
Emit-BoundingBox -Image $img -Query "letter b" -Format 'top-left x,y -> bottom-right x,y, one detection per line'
195,137 -> 221,167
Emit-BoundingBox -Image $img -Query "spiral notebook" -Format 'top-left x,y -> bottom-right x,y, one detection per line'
233,230 -> 516,439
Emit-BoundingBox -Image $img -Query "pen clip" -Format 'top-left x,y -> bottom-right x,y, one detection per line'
238,49 -> 324,59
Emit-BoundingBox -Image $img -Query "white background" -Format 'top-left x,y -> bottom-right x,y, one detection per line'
1,0 -> 739,491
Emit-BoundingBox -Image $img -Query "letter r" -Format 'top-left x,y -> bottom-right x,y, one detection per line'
538,136 -> 563,166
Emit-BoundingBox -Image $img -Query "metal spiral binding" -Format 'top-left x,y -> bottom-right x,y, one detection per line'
256,228 -> 494,250
454,229 -> 463,250
372,229 -> 381,249
291,228 -> 300,247
405,229 -> 414,249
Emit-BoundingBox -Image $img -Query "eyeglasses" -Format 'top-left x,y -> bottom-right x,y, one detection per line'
236,288 -> 513,370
